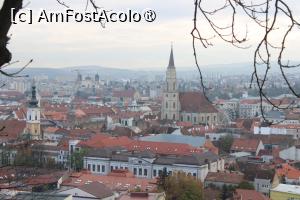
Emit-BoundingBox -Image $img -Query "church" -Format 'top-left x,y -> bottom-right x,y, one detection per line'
161,46 -> 219,125
24,83 -> 42,140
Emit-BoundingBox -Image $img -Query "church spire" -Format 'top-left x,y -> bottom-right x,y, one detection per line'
168,44 -> 175,69
29,81 -> 38,108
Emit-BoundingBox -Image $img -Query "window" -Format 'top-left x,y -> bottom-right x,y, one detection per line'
165,114 -> 167,119
173,114 -> 175,120
88,164 -> 91,171
134,168 -> 137,175
97,165 -> 100,172
187,116 -> 190,121
207,116 -> 210,121
194,116 -> 196,123
111,166 -> 113,171
92,164 -> 95,171
173,83 -> 175,90
153,170 -> 157,177
193,173 -> 197,177
102,165 -> 105,172
35,115 -> 37,120
138,160 -> 142,164
173,102 -> 176,108
180,116 -> 183,121
166,102 -> 168,109
214,116 -> 216,122
139,168 -> 142,176
144,169 -> 148,176
29,115 -> 31,120
158,170 -> 162,176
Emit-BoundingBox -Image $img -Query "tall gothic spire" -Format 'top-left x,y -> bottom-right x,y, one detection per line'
168,44 -> 175,69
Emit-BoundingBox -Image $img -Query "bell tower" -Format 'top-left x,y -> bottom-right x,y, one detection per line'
161,45 -> 180,121
25,82 -> 41,140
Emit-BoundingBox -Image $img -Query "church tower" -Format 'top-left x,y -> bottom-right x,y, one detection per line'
161,45 -> 180,121
25,83 -> 41,140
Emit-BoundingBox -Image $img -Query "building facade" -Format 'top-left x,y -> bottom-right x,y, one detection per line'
24,84 -> 41,140
83,148 -> 224,182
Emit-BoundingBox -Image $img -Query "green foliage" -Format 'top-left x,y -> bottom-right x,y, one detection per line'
164,172 -> 203,200
218,134 -> 234,154
14,148 -> 35,167
70,148 -> 88,171
238,181 -> 254,190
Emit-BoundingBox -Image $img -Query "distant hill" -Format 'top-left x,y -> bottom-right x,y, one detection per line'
6,61 -> 300,80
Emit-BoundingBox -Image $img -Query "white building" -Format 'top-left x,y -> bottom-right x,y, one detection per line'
83,148 -> 224,182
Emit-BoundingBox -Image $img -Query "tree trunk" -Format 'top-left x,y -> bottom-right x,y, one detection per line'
0,0 -> 23,67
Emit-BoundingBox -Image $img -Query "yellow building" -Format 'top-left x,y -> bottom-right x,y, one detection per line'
24,84 -> 41,140
270,184 -> 300,200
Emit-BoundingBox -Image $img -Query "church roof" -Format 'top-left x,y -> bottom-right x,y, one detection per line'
179,92 -> 218,113
168,46 -> 175,69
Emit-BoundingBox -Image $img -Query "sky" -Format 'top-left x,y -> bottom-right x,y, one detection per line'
2,0 -> 300,70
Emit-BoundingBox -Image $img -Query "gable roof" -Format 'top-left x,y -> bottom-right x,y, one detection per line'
0,120 -> 26,141
234,189 -> 270,200
78,181 -> 113,199
231,138 -> 261,153
179,92 -> 218,113
205,172 -> 244,184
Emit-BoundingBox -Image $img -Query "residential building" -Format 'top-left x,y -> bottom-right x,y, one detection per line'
270,184 -> 300,200
231,138 -> 264,156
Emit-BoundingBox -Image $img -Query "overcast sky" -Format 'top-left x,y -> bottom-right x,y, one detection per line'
3,0 -> 300,69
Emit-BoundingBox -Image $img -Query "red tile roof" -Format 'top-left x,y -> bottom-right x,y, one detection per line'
63,171 -> 156,192
125,140 -> 203,156
14,108 -> 27,120
231,138 -> 261,153
78,134 -> 203,156
276,163 -> 300,180
179,92 -> 218,113
205,172 -> 244,184
0,120 -> 26,141
113,89 -> 136,98
234,189 -> 270,200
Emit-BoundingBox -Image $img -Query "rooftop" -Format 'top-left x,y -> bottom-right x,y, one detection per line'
271,184 -> 300,195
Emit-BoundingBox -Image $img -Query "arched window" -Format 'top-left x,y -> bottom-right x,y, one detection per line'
29,115 -> 31,120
